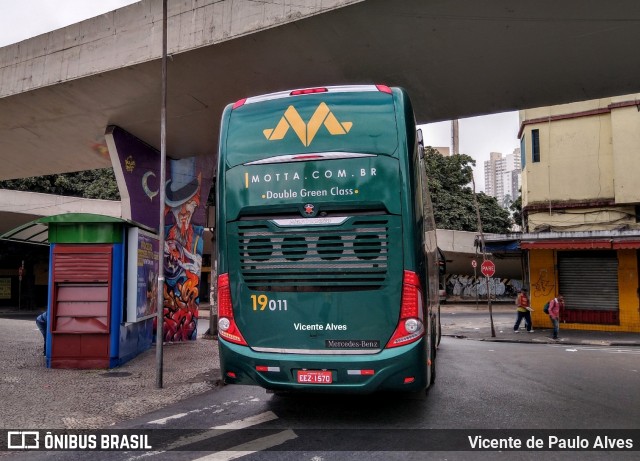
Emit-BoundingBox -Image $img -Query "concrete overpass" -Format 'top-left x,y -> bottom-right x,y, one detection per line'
0,190 -> 122,244
2,0 -> 640,183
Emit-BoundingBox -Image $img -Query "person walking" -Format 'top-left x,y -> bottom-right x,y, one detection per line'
35,311 -> 47,355
513,288 -> 534,333
548,294 -> 565,340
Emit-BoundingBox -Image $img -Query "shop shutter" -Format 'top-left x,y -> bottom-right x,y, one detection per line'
558,251 -> 618,311
50,244 -> 112,368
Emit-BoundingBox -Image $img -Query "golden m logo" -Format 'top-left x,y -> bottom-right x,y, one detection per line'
263,103 -> 353,146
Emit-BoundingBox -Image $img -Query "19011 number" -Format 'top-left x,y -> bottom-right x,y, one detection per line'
250,294 -> 288,311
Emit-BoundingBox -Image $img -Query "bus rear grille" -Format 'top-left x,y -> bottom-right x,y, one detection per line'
233,219 -> 391,292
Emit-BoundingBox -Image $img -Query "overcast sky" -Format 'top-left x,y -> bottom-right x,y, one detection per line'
419,112 -> 521,192
0,0 -> 520,192
0,0 -> 139,48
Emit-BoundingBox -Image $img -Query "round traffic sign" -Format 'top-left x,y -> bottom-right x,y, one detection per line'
471,260 -> 477,268
481,260 -> 496,277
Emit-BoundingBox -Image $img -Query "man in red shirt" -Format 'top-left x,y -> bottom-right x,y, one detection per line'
548,295 -> 565,340
514,288 -> 533,333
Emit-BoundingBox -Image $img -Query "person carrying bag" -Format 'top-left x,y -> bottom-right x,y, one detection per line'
513,288 -> 534,333
548,294 -> 565,340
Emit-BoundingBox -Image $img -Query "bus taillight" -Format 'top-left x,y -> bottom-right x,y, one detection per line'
217,273 -> 248,346
232,98 -> 247,109
385,270 -> 425,348
290,87 -> 328,96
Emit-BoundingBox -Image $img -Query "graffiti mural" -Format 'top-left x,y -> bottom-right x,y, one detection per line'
444,274 -> 523,300
106,126 -> 214,342
532,268 -> 555,298
161,158 -> 205,341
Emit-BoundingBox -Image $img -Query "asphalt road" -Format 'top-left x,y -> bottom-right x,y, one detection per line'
8,337 -> 638,461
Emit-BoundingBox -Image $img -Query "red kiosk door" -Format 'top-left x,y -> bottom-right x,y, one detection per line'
50,245 -> 112,369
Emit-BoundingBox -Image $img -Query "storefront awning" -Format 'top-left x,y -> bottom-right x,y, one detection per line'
612,241 -> 640,250
520,239 -> 613,250
521,239 -> 640,250
485,240 -> 520,252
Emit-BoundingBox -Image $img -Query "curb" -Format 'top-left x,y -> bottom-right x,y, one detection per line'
443,334 -> 640,347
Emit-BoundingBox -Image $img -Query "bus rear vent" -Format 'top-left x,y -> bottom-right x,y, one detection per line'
231,218 -> 394,292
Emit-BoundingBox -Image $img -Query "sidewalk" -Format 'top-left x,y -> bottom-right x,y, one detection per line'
0,306 -> 220,430
440,303 -> 640,347
0,303 -> 638,430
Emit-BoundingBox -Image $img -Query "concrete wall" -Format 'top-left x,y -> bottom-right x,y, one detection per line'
437,229 -> 523,279
443,275 -> 523,302
521,93 -> 640,232
436,229 -> 478,254
520,101 -> 614,206
611,102 -> 640,204
436,229 -> 523,301
0,0 -> 361,98
527,206 -> 637,232
0,189 -> 121,218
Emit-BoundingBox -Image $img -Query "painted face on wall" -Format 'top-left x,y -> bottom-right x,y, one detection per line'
172,198 -> 198,237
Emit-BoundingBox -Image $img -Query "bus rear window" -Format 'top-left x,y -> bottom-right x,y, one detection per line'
224,91 -> 399,167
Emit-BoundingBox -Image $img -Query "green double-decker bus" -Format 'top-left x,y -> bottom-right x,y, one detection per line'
216,85 -> 440,393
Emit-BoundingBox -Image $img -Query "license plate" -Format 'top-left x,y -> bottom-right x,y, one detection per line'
296,370 -> 333,384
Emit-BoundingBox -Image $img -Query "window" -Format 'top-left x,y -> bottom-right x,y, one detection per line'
520,135 -> 526,168
532,129 -> 540,163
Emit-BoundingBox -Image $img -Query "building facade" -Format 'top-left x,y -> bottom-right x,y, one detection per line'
518,94 -> 640,333
484,149 -> 521,208
433,146 -> 451,157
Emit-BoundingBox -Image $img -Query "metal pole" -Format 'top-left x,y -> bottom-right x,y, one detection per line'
208,228 -> 218,339
18,261 -> 23,311
155,0 -> 168,389
474,264 -> 478,309
473,246 -> 479,309
472,176 -> 496,337
209,236 -> 215,337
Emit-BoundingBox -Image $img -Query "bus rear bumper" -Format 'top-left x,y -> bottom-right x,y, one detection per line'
218,339 -> 428,393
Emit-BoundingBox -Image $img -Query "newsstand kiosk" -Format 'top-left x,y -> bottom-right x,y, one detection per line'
41,213 -> 158,369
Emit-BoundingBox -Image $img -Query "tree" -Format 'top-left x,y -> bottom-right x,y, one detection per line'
0,168 -> 219,205
423,146 -> 512,233
510,190 -> 523,229
0,168 -> 120,200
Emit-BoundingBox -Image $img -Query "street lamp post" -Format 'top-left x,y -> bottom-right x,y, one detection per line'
472,176 -> 496,338
155,0 -> 168,389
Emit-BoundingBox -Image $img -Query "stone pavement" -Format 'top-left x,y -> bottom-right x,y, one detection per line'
0,303 -> 637,430
0,307 -> 220,431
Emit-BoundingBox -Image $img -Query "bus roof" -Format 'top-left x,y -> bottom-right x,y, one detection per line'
221,85 -> 402,168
